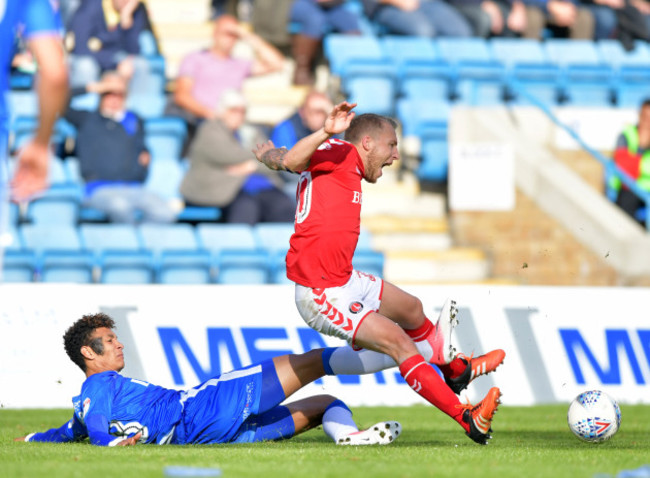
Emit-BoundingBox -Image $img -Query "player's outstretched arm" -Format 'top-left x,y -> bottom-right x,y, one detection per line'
282,101 -> 356,172
254,102 -> 356,173
11,34 -> 68,202
15,416 -> 86,443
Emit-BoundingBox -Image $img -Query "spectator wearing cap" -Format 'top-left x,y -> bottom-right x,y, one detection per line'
64,71 -> 177,224
180,89 -> 295,225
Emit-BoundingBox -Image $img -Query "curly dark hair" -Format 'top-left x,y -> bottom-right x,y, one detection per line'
63,313 -> 116,372
344,113 -> 397,144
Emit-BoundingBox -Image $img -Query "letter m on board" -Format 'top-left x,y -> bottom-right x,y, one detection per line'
559,329 -> 649,385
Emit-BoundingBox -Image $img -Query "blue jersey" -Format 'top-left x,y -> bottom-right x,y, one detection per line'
26,361 -> 283,446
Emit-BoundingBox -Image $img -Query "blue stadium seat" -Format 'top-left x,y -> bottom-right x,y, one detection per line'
352,250 -> 385,277
144,117 -> 187,161
345,76 -> 396,116
381,36 -> 439,69
544,39 -> 603,67
508,63 -> 562,106
138,223 -> 199,252
196,224 -> 258,252
79,224 -> 142,252
490,38 -> 548,68
177,206 -> 222,222
40,250 -> 95,283
268,250 -> 291,284
157,250 -> 213,284
435,38 -> 503,100
99,250 -> 155,284
2,250 -> 37,282
214,249 -> 271,284
323,34 -> 386,77
20,224 -> 83,251
254,222 -> 295,254
145,158 -> 184,200
70,92 -> 100,111
455,62 -> 507,105
19,224 -> 93,282
358,227 -> 374,251
126,94 -> 167,119
7,90 -> 38,123
399,74 -> 451,103
562,64 -> 615,106
614,66 -> 650,108
436,38 -> 493,63
10,117 -> 74,152
596,40 -> 650,69
417,132 -> 449,183
8,202 -> 20,226
25,196 -> 80,226
396,98 -> 451,137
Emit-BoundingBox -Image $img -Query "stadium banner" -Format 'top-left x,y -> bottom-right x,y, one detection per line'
1,284 -> 649,409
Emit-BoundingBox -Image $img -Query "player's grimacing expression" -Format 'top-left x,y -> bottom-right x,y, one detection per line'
363,124 -> 399,184
88,327 -> 125,372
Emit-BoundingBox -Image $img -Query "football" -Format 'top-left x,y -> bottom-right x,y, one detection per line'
567,390 -> 621,443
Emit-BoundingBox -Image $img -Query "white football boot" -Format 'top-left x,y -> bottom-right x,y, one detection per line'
336,421 -> 402,446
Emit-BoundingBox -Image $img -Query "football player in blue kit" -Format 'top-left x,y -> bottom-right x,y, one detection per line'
0,0 -> 68,276
15,313 -> 402,446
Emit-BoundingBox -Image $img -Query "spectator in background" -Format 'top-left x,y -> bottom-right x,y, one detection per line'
578,0 -> 621,39
180,89 -> 295,225
290,0 -> 361,85
65,0 -> 158,90
169,14 -> 285,143
609,98 -> 650,227
522,0 -> 594,39
270,90 -> 335,150
64,72 -> 176,224
447,0 -> 528,37
360,0 -> 473,38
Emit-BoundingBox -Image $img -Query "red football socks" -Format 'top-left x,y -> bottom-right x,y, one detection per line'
438,357 -> 468,380
399,355 -> 469,432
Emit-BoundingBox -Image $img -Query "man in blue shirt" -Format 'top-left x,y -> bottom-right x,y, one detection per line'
15,313 -> 402,446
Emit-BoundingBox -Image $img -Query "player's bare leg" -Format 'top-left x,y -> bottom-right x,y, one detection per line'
271,349 -> 327,398
378,282 -> 458,365
353,312 -> 469,430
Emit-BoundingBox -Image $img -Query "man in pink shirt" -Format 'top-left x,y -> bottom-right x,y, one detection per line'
254,102 -> 506,445
171,14 -> 285,137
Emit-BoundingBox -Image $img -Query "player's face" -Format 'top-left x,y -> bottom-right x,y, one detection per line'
90,327 -> 125,372
364,126 -> 399,184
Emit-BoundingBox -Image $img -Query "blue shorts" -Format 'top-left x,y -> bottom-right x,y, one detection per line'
173,360 -> 291,444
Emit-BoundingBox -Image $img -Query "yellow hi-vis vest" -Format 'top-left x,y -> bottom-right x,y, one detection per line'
610,125 -> 650,192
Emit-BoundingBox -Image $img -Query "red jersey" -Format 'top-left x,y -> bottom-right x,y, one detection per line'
286,139 -> 365,288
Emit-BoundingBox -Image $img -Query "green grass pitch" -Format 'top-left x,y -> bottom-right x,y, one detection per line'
2,404 -> 648,478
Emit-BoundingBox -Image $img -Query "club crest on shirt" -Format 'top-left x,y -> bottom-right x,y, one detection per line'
349,301 -> 363,314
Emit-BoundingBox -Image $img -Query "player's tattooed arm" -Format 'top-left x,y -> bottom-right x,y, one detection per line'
253,141 -> 295,173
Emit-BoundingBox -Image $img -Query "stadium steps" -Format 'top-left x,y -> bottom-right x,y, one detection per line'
360,166 -> 490,284
384,248 -> 489,284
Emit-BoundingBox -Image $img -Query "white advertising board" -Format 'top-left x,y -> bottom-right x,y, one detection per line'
1,284 -> 649,409
449,142 -> 515,211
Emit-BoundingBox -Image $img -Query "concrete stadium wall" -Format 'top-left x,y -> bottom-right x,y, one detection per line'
1,284 -> 648,409
449,106 -> 650,279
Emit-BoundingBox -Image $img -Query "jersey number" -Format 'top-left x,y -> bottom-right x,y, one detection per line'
295,171 -> 313,224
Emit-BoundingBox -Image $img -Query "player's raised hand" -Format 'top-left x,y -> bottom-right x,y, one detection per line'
116,432 -> 142,446
10,141 -> 50,202
323,101 -> 357,136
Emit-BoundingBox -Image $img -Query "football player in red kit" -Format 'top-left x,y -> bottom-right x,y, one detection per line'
254,102 -> 505,445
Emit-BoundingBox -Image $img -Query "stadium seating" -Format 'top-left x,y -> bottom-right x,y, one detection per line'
352,250 -> 385,278
2,250 -> 37,282
196,224 -> 258,252
138,223 -> 212,283
25,196 -> 80,226
144,117 -> 187,162
214,249 -> 271,284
